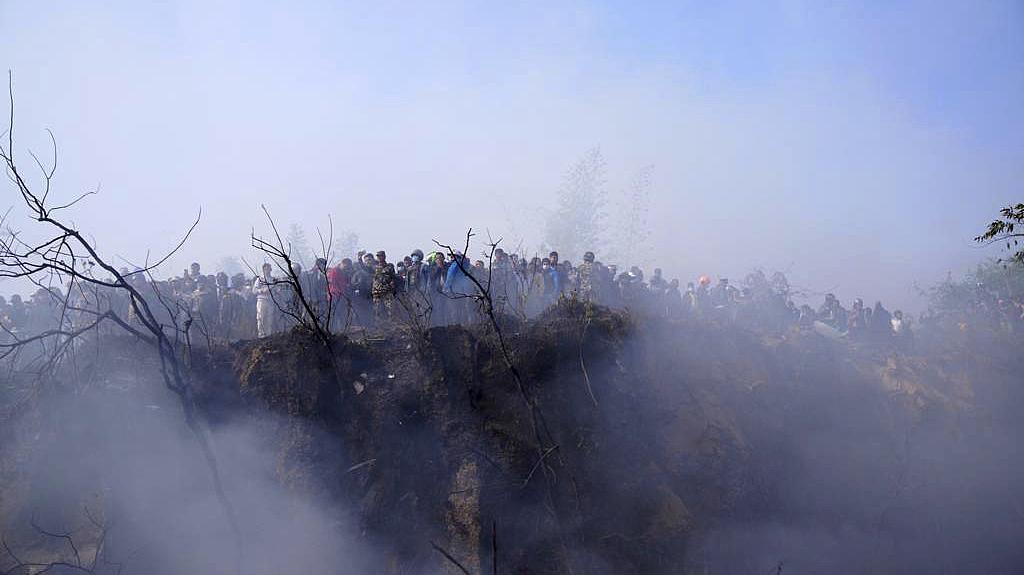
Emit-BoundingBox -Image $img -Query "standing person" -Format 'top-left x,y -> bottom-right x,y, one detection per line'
427,252 -> 448,289
280,262 -> 305,330
619,267 -> 645,303
371,250 -> 397,323
547,251 -> 565,296
0,296 -> 8,337
337,258 -> 358,328
548,251 -> 559,267
405,249 -> 425,294
253,263 -> 276,338
665,279 -> 683,318
192,275 -> 219,332
181,261 -> 202,293
426,252 -> 449,324
575,251 -> 597,301
525,257 -> 546,315
231,273 -> 257,338
214,272 -> 238,339
472,260 -> 487,281
398,256 -> 413,291
395,261 -> 407,293
327,262 -> 348,330
871,301 -> 893,340
710,278 -> 737,308
490,248 -> 514,314
817,293 -> 847,331
649,268 -> 668,293
848,298 -> 868,339
308,258 -> 330,325
561,260 -> 574,296
444,252 -> 475,324
891,309 -> 914,349
541,258 -> 556,299
695,275 -> 711,311
684,282 -> 698,316
350,254 -> 375,326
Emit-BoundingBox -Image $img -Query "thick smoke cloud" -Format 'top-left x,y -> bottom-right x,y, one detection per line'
5,367 -> 375,575
1,2 -> 1023,574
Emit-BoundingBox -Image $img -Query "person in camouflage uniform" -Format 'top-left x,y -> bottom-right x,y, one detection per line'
575,251 -> 597,301
371,250 -> 397,323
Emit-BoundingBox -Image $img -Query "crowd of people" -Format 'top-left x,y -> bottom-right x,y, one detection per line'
1,246 -> 1022,348
920,274 -> 1024,337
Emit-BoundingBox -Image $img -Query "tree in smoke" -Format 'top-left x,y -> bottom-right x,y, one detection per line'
331,231 -> 360,263
609,164 -> 654,268
976,202 -> 1024,264
216,255 -> 244,276
285,223 -> 313,268
545,147 -> 607,261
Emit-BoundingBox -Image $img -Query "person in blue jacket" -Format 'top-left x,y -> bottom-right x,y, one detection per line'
444,253 -> 476,297
444,253 -> 477,323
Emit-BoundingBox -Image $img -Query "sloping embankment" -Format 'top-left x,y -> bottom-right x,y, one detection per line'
218,301 -> 1024,574
2,302 -> 1021,573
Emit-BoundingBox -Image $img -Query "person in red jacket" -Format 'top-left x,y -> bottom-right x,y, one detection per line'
327,263 -> 349,331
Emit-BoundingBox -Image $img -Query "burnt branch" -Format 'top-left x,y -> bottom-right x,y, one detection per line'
433,229 -> 573,564
2,509 -> 119,575
0,74 -> 243,573
433,230 -> 558,462
250,204 -> 332,344
429,541 -> 473,575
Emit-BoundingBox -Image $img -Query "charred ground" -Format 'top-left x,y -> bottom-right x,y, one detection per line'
4,300 -> 1021,574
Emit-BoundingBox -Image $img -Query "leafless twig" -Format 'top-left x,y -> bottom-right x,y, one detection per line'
430,541 -> 473,575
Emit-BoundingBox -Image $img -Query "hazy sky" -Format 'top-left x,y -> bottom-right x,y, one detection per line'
2,1 -> 1022,310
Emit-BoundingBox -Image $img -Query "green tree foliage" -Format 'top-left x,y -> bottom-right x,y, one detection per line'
975,203 -> 1024,264
925,259 -> 1024,317
545,147 -> 607,261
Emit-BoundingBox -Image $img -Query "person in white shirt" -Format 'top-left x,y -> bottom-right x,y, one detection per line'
253,262 -> 276,338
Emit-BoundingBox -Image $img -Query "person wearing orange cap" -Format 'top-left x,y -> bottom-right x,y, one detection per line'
695,275 -> 711,312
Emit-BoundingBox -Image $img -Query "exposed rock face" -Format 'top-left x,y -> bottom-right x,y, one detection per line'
216,301 -> 1024,573
3,302 -> 1022,574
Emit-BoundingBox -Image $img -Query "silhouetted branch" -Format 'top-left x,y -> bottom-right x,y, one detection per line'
29,517 -> 82,569
1,509 -> 121,575
251,204 -> 331,344
491,520 -> 497,575
0,73 -> 242,574
429,541 -> 472,575
976,203 -> 1024,263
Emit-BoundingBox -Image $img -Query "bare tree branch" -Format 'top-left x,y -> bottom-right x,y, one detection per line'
0,73 -> 243,574
429,541 -> 473,575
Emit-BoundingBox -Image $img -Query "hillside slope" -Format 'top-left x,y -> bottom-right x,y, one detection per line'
2,302 -> 1022,574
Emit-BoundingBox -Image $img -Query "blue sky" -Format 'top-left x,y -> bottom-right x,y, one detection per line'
2,0 -> 1022,309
